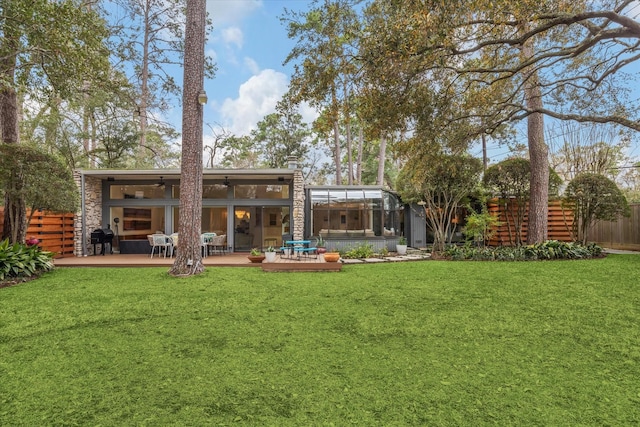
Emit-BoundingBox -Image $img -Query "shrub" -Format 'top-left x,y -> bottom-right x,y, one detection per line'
443,240 -> 603,261
563,173 -> 630,244
463,209 -> 501,248
0,239 -> 54,282
342,243 -> 375,259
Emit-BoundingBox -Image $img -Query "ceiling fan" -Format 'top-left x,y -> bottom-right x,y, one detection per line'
156,176 -> 165,188
223,176 -> 230,186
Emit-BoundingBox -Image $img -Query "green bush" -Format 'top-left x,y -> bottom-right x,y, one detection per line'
443,240 -> 603,261
0,239 -> 54,282
342,243 -> 375,259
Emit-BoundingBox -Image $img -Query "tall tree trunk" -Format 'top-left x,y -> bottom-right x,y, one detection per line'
138,0 -> 151,161
377,134 -> 387,186
346,119 -> 353,185
169,0 -> 205,276
521,30 -> 549,244
344,82 -> 353,185
333,121 -> 342,185
1,11 -> 27,243
331,86 -> 342,185
356,126 -> 363,184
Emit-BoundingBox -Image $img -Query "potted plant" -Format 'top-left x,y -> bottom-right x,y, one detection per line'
264,246 -> 277,263
324,251 -> 341,262
315,236 -> 327,254
248,247 -> 265,263
396,236 -> 408,255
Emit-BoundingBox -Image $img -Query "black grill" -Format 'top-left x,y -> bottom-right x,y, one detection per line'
90,228 -> 114,256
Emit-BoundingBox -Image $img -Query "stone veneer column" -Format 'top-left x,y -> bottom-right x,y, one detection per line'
73,171 -> 103,256
292,169 -> 305,241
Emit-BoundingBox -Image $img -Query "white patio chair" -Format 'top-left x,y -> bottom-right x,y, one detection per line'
201,232 -> 216,257
150,234 -> 173,258
200,234 -> 210,258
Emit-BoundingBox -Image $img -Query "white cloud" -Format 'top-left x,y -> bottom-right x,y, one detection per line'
243,57 -> 260,74
221,26 -> 243,49
297,101 -> 320,128
217,69 -> 288,136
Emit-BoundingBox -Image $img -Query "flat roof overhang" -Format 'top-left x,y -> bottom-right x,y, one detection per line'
77,168 -> 296,182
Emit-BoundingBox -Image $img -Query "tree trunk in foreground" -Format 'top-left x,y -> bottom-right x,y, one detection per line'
522,34 -> 549,244
1,21 -> 27,243
169,0 -> 206,276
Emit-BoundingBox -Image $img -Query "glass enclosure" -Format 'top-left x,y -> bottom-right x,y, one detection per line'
308,188 -> 403,238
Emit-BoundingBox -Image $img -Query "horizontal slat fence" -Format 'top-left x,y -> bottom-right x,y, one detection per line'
587,203 -> 640,251
487,200 -> 573,246
0,208 -> 75,257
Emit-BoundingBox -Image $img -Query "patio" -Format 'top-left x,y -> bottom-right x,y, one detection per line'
53,250 -> 433,271
53,252 -> 344,271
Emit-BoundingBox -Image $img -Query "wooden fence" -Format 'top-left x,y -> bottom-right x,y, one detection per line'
487,200 -> 573,246
587,203 -> 640,251
0,208 -> 75,257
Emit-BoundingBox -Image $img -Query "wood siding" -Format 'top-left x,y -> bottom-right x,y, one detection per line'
487,200 -> 573,246
0,209 -> 75,257
587,203 -> 640,251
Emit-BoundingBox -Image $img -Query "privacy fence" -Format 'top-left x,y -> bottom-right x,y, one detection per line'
0,208 -> 75,257
587,203 -> 640,251
487,200 -> 573,246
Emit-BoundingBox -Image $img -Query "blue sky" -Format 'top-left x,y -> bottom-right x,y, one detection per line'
168,0 -> 639,170
195,0 -> 316,142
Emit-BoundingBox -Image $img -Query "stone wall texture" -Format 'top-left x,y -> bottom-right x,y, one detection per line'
73,172 -> 103,256
292,169 -> 305,240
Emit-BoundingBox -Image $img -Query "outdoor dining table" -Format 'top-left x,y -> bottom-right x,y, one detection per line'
284,240 -> 316,260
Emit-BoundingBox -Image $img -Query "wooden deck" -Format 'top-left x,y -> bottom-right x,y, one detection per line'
53,252 -> 343,272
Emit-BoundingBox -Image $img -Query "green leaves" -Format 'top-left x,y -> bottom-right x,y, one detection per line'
444,240 -> 603,261
564,172 -> 630,244
0,144 -> 79,215
0,239 -> 54,281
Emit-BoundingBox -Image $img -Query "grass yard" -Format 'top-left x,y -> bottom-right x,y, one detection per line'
1,255 -> 639,426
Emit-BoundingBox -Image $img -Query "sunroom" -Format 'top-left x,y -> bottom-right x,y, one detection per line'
305,186 -> 406,252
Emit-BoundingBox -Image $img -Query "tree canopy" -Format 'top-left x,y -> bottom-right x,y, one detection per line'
0,144 -> 79,242
564,172 -> 630,244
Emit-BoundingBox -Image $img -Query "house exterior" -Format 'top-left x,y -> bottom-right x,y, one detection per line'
73,161 -> 408,256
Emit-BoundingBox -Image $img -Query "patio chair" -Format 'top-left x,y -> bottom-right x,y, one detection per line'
200,234 -> 210,258
207,234 -> 227,255
202,232 -> 216,257
169,233 -> 179,257
150,234 -> 173,258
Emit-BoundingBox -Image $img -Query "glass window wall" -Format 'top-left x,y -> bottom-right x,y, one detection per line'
234,184 -> 289,199
309,188 -> 403,238
110,185 -> 166,199
109,206 -> 166,240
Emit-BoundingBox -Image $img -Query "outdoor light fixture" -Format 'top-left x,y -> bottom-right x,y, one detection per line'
198,90 -> 208,105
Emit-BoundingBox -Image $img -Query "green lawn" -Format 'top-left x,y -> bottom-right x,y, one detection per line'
1,255 -> 639,426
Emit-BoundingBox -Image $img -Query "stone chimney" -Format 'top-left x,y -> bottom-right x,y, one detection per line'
287,156 -> 298,169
